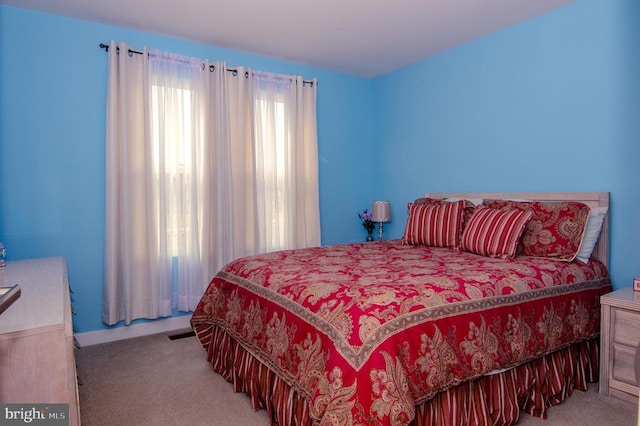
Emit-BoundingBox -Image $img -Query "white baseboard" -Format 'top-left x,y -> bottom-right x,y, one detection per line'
74,316 -> 192,347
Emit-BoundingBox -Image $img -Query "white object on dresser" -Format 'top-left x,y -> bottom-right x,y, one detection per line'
0,257 -> 80,425
600,287 -> 640,404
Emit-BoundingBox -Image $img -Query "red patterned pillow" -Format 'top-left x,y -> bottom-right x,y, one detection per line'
484,200 -> 590,261
460,205 -> 533,259
402,200 -> 465,247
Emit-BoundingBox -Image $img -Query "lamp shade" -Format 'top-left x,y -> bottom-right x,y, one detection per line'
371,201 -> 391,222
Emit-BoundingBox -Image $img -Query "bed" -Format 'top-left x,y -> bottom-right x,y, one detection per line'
191,192 -> 612,426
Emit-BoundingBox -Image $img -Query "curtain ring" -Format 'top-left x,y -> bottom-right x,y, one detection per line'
209,65 -> 215,72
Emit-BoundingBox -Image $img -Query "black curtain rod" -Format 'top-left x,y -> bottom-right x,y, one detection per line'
99,43 -> 315,86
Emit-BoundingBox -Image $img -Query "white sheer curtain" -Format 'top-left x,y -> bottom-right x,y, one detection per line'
103,41 -> 320,326
253,72 -> 320,251
147,50 -> 210,313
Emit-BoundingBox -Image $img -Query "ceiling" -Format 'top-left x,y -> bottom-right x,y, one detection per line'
1,0 -> 573,77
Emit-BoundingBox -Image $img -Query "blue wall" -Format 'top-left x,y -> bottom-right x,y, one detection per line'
0,6 -> 372,332
372,0 -> 640,290
1,0 -> 638,334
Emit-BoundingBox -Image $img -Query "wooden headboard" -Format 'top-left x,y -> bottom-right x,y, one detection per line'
424,192 -> 610,268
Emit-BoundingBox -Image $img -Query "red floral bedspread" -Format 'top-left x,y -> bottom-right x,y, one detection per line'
191,240 -> 611,426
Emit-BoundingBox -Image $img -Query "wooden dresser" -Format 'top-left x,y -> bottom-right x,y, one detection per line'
0,257 -> 80,425
600,286 -> 640,404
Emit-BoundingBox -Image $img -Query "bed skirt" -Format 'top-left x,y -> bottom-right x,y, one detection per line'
198,324 -> 599,426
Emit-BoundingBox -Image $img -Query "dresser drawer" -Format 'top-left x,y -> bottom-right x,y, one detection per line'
613,308 -> 640,347
612,342 -> 639,386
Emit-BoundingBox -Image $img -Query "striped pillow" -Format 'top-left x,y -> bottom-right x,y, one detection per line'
460,205 -> 533,259
413,197 -> 479,235
402,200 -> 465,247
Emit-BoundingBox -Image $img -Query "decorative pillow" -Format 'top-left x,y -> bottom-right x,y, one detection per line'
575,206 -> 608,263
484,200 -> 590,261
412,197 -> 477,235
402,200 -> 465,248
460,205 -> 533,259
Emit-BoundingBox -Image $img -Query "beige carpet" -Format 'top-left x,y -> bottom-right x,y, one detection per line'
76,331 -> 637,426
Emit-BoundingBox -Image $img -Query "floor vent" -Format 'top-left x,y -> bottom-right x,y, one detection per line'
168,331 -> 195,340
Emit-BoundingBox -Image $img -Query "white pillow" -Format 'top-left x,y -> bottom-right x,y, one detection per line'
576,206 -> 608,263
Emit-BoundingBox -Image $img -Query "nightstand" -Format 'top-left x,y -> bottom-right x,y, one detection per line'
600,287 -> 640,403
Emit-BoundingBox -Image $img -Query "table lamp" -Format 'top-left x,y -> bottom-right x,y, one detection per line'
371,201 -> 391,240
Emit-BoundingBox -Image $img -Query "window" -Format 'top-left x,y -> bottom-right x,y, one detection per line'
149,82 -> 292,256
150,84 -> 197,258
255,91 -> 288,252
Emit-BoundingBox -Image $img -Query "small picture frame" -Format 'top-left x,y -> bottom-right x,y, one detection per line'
634,277 -> 640,292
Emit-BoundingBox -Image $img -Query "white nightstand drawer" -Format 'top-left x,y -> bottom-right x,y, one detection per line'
612,342 -> 639,386
613,308 -> 640,347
